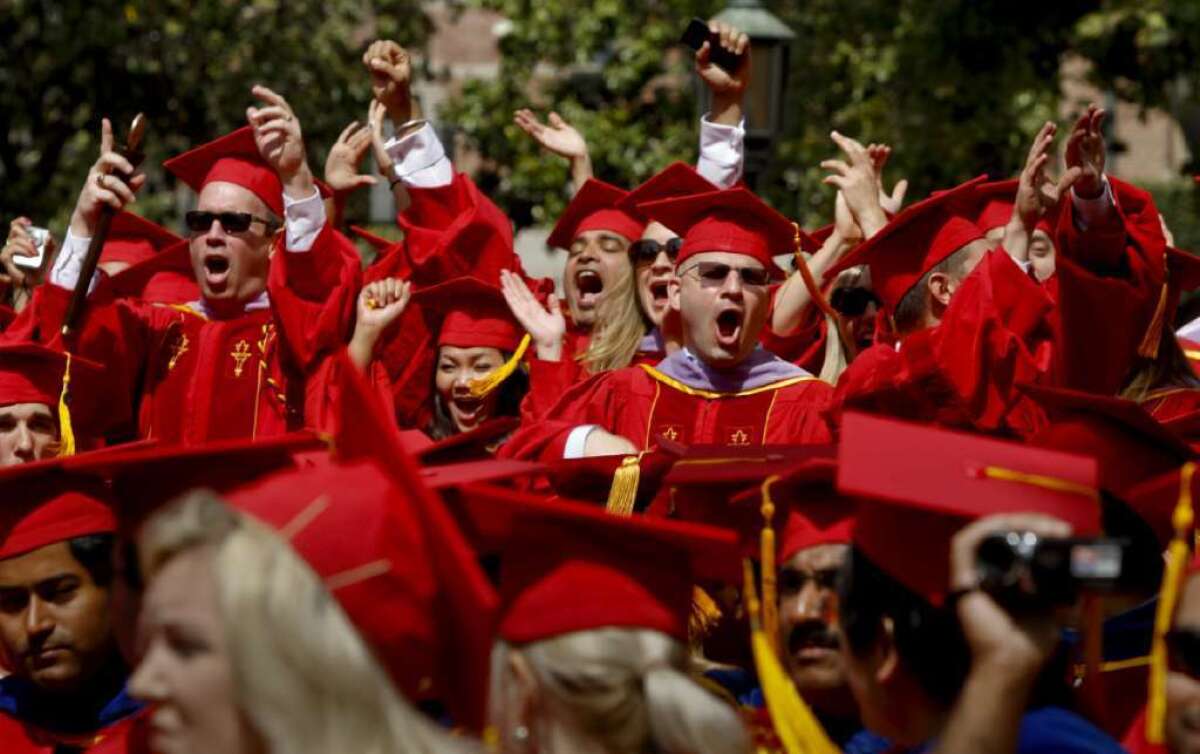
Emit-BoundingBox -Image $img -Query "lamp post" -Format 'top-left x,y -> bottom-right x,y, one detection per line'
704,0 -> 796,189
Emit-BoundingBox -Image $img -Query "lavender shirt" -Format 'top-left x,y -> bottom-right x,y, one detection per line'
653,346 -> 811,392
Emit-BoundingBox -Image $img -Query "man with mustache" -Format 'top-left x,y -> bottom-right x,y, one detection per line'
0,463 -> 142,752
501,187 -> 834,461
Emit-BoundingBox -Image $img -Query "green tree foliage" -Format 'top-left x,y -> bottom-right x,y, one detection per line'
0,0 -> 429,228
442,0 -> 1107,229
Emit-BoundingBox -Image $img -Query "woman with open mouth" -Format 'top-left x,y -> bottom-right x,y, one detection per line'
350,275 -> 532,451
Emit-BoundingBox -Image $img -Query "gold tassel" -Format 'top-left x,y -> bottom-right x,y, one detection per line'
605,454 -> 642,517
1137,258 -> 1169,360
467,334 -> 532,399
57,352 -> 76,457
1148,461 -> 1196,743
689,585 -> 724,643
743,560 -> 841,754
792,223 -> 857,361
760,475 -> 781,657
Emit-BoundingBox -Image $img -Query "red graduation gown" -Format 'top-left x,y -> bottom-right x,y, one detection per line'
1053,177 -> 1168,395
18,224 -> 359,443
501,363 -> 835,463
0,709 -> 142,753
834,249 -> 1056,437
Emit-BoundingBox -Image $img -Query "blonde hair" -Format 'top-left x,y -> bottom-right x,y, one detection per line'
1121,333 -> 1200,403
580,268 -> 650,374
490,628 -> 749,754
139,491 -> 478,754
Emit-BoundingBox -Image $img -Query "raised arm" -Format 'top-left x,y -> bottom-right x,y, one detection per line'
513,108 -> 593,194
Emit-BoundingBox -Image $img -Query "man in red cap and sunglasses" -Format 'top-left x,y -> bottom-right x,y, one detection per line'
22,86 -> 359,445
501,186 -> 834,462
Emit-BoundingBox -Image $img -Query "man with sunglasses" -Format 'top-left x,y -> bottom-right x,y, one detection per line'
24,86 -> 359,444
501,187 -> 833,462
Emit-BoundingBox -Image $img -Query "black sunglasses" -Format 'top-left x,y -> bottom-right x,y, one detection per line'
681,261 -> 772,288
830,286 -> 882,317
1168,628 -> 1200,678
629,237 -> 683,264
185,210 -> 277,234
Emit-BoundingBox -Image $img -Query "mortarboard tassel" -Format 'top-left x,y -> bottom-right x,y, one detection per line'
760,475 -> 780,657
1137,279 -> 1169,360
605,454 -> 642,517
791,223 -> 857,361
743,560 -> 841,754
688,585 -> 723,644
467,334 -> 532,399
1148,461 -> 1195,743
57,352 -> 76,457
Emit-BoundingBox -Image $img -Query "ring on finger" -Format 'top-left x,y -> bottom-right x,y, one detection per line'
95,173 -> 106,188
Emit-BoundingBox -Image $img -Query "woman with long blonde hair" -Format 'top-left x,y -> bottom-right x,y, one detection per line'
129,490 -> 478,754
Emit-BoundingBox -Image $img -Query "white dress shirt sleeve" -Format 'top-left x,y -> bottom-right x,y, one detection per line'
282,189 -> 326,252
1070,175 -> 1116,232
49,231 -> 98,294
697,115 -> 745,189
384,122 -> 454,189
563,424 -> 601,459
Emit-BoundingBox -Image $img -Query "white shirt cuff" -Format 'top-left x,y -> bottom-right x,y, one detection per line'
384,123 -> 453,189
697,115 -> 745,189
1177,316 -> 1200,342
1070,176 -> 1115,232
563,424 -> 600,459
283,189 -> 326,252
49,230 -> 98,294
1015,258 -> 1033,274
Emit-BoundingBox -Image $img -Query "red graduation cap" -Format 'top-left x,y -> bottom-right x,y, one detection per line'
730,457 -> 855,563
103,241 -> 199,304
617,161 -> 717,224
0,343 -> 105,452
838,411 -> 1101,606
638,187 -> 793,276
327,349 -> 499,731
421,457 -> 545,490
827,176 -> 989,315
1166,246 -> 1200,318
1023,384 -> 1193,497
0,458 -> 114,560
164,126 -> 285,216
968,179 -> 1018,233
446,482 -> 741,643
101,211 -> 182,267
546,178 -> 645,250
412,416 -> 521,465
412,276 -> 526,353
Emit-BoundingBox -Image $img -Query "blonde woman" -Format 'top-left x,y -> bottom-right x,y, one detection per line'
462,485 -> 751,754
129,490 -> 478,754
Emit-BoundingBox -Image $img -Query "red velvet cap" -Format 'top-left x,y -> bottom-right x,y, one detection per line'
104,241 -> 199,304
838,411 -> 1101,606
638,188 -> 792,276
546,178 -> 645,250
412,276 -> 525,352
550,445 -> 682,509
0,342 -> 103,412
415,417 -> 521,465
329,350 -> 498,731
102,212 -> 182,267
448,482 -> 741,643
730,457 -> 855,563
0,459 -> 114,560
163,126 -> 284,216
1023,384 -> 1193,497
618,162 -> 717,224
827,176 -> 988,315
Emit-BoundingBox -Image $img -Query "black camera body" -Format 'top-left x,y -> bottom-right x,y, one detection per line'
975,532 -> 1133,610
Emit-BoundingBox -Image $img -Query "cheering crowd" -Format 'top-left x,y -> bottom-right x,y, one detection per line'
2,18 -> 1199,754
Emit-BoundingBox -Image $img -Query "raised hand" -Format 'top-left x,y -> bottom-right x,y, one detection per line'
1,218 -> 38,285
69,118 -> 147,238
246,85 -> 313,197
325,121 -> 377,195
500,269 -> 566,362
1064,104 -> 1107,200
348,277 -> 411,371
513,109 -> 589,161
822,131 -> 888,239
866,143 -> 908,216
696,19 -> 751,125
363,40 -> 416,125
